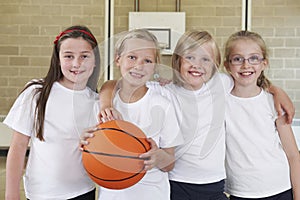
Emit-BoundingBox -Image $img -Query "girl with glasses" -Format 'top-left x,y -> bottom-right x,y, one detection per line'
224,30 -> 300,200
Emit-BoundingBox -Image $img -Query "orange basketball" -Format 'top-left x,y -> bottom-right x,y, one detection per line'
82,120 -> 151,189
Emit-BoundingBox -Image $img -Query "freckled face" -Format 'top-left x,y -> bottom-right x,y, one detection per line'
59,38 -> 95,90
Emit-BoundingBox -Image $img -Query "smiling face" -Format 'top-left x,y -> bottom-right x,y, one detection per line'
179,43 -> 215,90
116,38 -> 157,89
225,39 -> 268,89
59,37 -> 95,90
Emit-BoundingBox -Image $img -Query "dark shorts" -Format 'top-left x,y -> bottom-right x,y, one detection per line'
68,188 -> 96,200
229,189 -> 293,200
27,188 -> 96,200
170,179 -> 229,200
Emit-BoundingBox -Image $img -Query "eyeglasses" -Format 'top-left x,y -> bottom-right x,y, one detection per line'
229,55 -> 265,66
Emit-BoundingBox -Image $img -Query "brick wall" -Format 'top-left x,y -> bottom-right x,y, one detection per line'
1,0 -> 299,117
0,0 -> 105,114
252,0 -> 300,117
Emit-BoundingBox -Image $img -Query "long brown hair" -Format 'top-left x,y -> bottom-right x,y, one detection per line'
20,25 -> 100,141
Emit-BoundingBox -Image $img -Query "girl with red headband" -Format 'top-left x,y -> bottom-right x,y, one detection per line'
4,25 -> 100,200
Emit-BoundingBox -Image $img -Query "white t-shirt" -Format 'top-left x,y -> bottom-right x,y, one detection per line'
4,81 -> 99,200
225,90 -> 291,198
98,87 -> 183,200
147,72 -> 233,184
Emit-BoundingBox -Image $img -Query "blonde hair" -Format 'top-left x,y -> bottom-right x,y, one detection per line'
224,30 -> 271,89
171,30 -> 221,86
114,29 -> 161,64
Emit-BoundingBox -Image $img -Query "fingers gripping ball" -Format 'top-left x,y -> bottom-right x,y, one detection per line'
82,120 -> 151,189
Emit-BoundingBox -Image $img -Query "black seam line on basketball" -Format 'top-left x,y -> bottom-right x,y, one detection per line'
87,169 -> 144,182
92,127 -> 149,151
83,149 -> 149,160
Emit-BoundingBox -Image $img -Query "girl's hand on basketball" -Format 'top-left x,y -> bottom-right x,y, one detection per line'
139,138 -> 160,171
140,138 -> 176,172
79,126 -> 97,151
99,107 -> 123,123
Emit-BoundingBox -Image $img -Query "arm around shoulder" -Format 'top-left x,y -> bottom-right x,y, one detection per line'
269,85 -> 295,124
99,80 -> 119,109
99,80 -> 123,121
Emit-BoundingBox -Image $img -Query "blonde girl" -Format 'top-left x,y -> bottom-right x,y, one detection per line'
224,30 -> 300,200
4,25 -> 100,200
159,30 -> 229,200
89,29 -> 183,200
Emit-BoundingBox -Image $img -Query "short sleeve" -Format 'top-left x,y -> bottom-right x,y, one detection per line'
3,85 -> 39,137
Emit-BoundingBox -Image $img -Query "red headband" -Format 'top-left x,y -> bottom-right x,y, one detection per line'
53,29 -> 97,44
